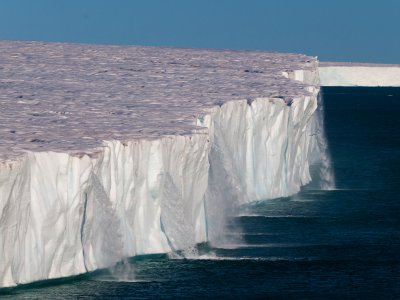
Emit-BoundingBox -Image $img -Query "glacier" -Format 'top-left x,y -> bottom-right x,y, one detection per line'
0,41 -> 330,287
319,62 -> 400,87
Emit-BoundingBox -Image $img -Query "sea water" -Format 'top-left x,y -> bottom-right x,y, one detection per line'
1,87 -> 399,299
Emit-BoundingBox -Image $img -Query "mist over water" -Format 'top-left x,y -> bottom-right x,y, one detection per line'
2,87 -> 399,299
312,91 -> 336,190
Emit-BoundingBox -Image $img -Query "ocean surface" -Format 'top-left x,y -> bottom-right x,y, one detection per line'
1,87 -> 399,299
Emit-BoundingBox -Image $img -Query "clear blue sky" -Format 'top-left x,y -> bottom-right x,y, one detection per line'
1,0 -> 399,63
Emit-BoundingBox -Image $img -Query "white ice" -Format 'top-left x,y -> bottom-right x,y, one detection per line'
0,41 -> 328,287
319,63 -> 400,87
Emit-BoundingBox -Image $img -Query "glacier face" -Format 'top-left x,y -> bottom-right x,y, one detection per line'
319,63 -> 400,87
0,41 -> 324,287
0,136 -> 211,286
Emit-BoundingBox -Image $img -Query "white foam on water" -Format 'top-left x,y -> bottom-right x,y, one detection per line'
179,254 -> 310,262
290,198 -> 319,202
213,243 -> 315,249
107,258 -> 136,282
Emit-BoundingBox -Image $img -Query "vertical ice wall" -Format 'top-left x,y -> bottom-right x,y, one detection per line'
0,42 -> 331,287
283,68 -> 336,190
200,94 -> 320,241
0,89 -> 324,287
319,65 -> 400,87
0,135 -> 211,287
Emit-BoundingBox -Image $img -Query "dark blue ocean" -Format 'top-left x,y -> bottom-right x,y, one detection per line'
2,87 -> 399,299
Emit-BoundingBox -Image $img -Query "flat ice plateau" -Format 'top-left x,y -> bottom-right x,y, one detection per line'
319,62 -> 400,87
0,41 -> 326,287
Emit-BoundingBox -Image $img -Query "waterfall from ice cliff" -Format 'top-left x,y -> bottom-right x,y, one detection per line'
281,69 -> 336,191
312,92 -> 336,190
0,41 -> 336,288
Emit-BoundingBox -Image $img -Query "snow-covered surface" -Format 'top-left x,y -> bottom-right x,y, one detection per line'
0,41 -> 323,287
0,41 -> 318,161
319,63 -> 400,86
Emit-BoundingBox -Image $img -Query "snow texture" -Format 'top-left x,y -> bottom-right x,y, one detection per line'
0,41 -> 322,287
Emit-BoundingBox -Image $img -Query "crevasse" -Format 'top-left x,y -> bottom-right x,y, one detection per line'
0,67 -> 325,287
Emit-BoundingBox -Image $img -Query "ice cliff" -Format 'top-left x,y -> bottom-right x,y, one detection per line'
319,62 -> 400,87
0,41 -> 328,287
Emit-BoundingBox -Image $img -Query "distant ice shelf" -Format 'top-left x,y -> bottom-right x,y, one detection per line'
319,62 -> 400,87
0,41 -> 328,288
